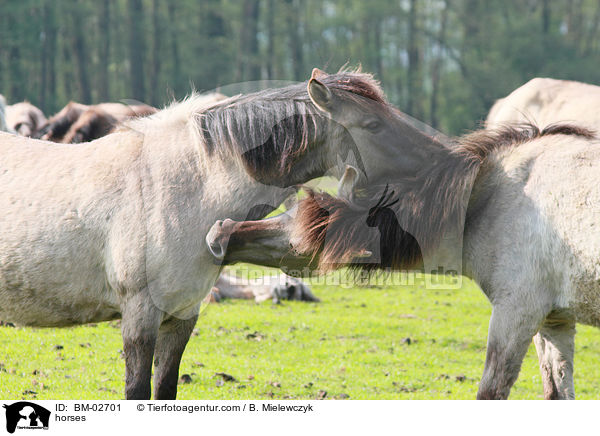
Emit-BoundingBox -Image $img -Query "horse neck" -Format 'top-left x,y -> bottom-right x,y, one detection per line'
204,161 -> 294,220
139,114 -> 302,225
460,153 -> 514,280
410,145 -> 480,279
196,140 -> 297,221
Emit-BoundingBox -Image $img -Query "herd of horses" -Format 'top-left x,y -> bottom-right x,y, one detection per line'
0,70 -> 599,400
0,98 -> 157,143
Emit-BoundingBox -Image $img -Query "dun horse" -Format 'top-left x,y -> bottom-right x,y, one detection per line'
0,68 -> 429,399
486,77 -> 600,129
36,101 -> 157,143
5,102 -> 47,137
207,124 -> 600,400
210,273 -> 318,303
0,95 -> 13,133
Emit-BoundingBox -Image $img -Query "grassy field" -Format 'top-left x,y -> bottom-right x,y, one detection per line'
1,267 -> 599,400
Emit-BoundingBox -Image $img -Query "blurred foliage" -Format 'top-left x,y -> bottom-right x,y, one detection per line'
2,0 -> 600,135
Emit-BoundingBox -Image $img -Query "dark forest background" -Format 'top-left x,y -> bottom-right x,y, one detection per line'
2,0 -> 600,135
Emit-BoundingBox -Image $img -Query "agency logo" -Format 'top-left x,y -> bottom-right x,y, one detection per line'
2,402 -> 50,434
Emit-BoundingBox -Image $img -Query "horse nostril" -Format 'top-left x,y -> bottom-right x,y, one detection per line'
208,241 -> 225,259
206,220 -> 228,259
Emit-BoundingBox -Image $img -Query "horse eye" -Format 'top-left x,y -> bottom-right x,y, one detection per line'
365,120 -> 382,132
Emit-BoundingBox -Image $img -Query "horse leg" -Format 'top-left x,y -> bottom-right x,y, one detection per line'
477,304 -> 546,400
153,314 -> 198,400
533,314 -> 576,400
120,291 -> 162,400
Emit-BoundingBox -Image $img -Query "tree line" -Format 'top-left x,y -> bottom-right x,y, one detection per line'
2,0 -> 600,135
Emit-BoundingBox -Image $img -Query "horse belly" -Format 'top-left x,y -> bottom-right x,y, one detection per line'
0,220 -> 119,327
0,285 -> 120,327
573,275 -> 600,327
0,252 -> 120,326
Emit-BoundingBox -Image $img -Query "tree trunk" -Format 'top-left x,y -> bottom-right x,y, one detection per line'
71,0 -> 92,104
200,0 -> 228,89
7,5 -> 24,102
430,0 -> 449,129
286,0 -> 303,81
541,0 -> 550,35
237,0 -> 260,81
127,0 -> 146,101
566,0 -> 584,49
40,3 -> 49,111
150,0 -> 162,106
583,0 -> 600,54
246,0 -> 260,81
373,18 -> 384,86
61,33 -> 75,104
40,1 -> 58,112
167,2 -> 182,96
407,0 -> 423,119
0,13 -> 4,103
266,0 -> 276,79
98,0 -> 111,102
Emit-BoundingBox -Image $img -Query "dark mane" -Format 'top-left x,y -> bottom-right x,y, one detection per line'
293,188 -> 423,270
459,122 -> 595,162
195,70 -> 386,182
292,123 -> 595,270
321,69 -> 386,104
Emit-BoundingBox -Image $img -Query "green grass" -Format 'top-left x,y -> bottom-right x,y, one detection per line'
1,268 -> 599,400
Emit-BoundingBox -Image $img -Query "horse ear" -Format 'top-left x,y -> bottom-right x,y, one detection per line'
338,165 -> 359,201
308,78 -> 333,113
311,68 -> 327,80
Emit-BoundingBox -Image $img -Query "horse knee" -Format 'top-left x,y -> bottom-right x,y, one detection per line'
534,319 -> 575,400
120,295 -> 162,400
476,389 -> 507,400
122,334 -> 156,400
478,307 -> 543,400
152,315 -> 197,400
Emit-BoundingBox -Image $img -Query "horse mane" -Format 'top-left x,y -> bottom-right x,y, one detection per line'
121,70 -> 385,180
293,188 -> 423,270
292,123 -> 595,271
193,70 -> 386,179
458,122 -> 595,162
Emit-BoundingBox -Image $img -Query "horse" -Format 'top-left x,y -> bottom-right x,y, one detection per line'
486,78 -> 600,129
0,95 -> 14,133
5,102 -> 47,137
210,273 -> 318,303
60,107 -> 118,144
0,68 -> 430,399
36,101 -> 157,143
206,123 -> 600,400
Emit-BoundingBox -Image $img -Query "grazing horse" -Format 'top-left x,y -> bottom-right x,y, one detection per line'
5,102 -> 47,137
60,108 -> 118,144
0,95 -> 14,133
207,124 -> 600,400
0,68 -> 431,399
36,101 -> 157,143
210,273 -> 318,303
486,78 -> 600,129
